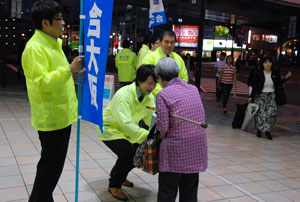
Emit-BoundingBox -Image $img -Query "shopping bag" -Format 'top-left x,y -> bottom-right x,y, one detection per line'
142,134 -> 161,175
133,114 -> 157,168
140,123 -> 161,175
133,138 -> 148,168
244,116 -> 256,130
232,103 -> 248,129
241,103 -> 259,130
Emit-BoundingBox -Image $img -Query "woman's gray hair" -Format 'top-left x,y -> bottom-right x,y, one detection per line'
155,57 -> 179,81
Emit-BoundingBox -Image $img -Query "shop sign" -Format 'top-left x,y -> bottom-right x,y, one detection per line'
251,34 -> 278,43
213,40 -> 226,48
213,40 -> 233,48
203,39 -> 213,51
214,39 -> 246,49
173,25 -> 199,47
251,34 -> 261,41
262,34 -> 270,42
267,35 -> 278,43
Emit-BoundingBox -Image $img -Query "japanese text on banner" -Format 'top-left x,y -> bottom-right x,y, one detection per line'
149,0 -> 167,30
81,0 -> 114,130
86,2 -> 102,110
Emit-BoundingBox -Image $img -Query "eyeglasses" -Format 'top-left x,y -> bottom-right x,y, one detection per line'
53,17 -> 64,21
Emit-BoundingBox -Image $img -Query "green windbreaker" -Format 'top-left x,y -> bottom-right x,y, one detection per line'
142,47 -> 188,97
21,30 -> 77,131
98,82 -> 155,144
136,44 -> 150,69
115,48 -> 137,82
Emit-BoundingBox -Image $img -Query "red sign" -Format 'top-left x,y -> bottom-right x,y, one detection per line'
251,34 -> 261,41
251,34 -> 277,43
262,34 -> 270,42
173,25 -> 199,47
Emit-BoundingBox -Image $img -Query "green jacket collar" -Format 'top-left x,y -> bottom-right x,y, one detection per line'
158,47 -> 173,58
142,44 -> 149,51
130,82 -> 149,103
136,85 -> 142,99
122,48 -> 131,52
34,29 -> 62,48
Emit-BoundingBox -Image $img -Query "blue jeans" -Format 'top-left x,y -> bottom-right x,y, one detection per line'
221,83 -> 233,108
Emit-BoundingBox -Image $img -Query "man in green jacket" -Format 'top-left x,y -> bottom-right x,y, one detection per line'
142,31 -> 188,97
136,34 -> 151,69
115,39 -> 137,88
21,1 -> 83,201
99,65 -> 156,201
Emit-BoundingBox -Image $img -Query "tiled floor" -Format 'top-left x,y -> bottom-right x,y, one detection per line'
1,92 -> 300,202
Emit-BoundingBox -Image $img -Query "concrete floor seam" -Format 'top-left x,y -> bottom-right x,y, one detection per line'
207,169 -> 266,202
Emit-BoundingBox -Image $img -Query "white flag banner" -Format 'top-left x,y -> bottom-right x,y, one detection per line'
149,0 -> 167,30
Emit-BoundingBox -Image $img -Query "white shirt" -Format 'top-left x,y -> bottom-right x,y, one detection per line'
216,60 -> 226,77
262,72 -> 275,92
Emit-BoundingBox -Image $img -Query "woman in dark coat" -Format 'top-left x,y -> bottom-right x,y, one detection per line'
248,57 -> 292,140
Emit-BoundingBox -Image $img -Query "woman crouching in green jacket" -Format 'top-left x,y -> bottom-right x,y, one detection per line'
99,65 -> 156,201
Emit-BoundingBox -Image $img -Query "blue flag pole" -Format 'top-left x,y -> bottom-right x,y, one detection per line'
75,0 -> 84,201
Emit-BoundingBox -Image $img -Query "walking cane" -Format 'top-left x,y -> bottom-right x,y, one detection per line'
146,106 -> 208,129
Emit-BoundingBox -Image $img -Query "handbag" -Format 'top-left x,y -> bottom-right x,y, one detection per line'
275,84 -> 287,105
241,103 -> 259,130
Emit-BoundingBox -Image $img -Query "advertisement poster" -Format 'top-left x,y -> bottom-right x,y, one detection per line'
173,25 -> 199,47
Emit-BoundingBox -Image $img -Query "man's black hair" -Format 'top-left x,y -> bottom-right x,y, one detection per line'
122,39 -> 131,48
143,34 -> 152,45
159,31 -> 177,42
31,0 -> 63,30
149,34 -> 159,49
220,52 -> 226,58
135,65 -> 157,86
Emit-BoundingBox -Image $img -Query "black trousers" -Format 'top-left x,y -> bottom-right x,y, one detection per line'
221,83 -> 233,108
158,172 -> 199,202
216,77 -> 221,100
29,125 -> 72,202
103,139 -> 139,188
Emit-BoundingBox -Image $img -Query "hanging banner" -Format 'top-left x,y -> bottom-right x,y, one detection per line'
149,0 -> 167,30
81,0 -> 114,131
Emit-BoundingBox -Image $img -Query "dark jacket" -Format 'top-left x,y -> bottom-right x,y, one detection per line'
247,66 -> 260,87
247,69 -> 255,87
250,69 -> 288,99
